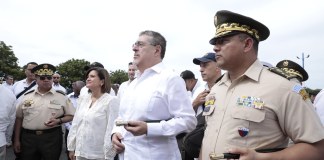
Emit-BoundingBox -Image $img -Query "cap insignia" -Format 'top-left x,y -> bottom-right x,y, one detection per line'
283,60 -> 289,67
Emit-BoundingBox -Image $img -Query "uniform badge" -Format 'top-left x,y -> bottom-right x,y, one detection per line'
237,96 -> 264,109
238,127 -> 249,137
204,106 -> 211,112
24,99 -> 34,107
205,99 -> 215,106
50,100 -> 60,105
292,84 -> 309,101
203,95 -> 216,116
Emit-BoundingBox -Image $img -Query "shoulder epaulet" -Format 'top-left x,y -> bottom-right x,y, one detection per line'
268,67 -> 298,80
24,89 -> 35,95
56,90 -> 66,95
214,74 -> 224,84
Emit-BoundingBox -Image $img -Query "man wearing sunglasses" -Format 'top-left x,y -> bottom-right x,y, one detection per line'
14,63 -> 75,160
52,72 -> 67,94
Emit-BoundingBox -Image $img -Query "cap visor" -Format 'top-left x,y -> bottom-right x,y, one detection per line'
193,58 -> 211,65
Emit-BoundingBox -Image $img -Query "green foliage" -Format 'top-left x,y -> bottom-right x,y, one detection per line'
56,59 -> 90,89
0,41 -> 25,80
110,69 -> 128,84
1,41 -> 129,87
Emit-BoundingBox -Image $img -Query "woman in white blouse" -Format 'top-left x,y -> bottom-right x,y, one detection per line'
67,67 -> 119,160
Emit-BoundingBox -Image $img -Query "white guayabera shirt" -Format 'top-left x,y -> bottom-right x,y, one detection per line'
67,93 -> 119,160
112,62 -> 197,160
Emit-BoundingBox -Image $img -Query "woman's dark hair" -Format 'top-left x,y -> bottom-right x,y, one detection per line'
85,67 -> 111,93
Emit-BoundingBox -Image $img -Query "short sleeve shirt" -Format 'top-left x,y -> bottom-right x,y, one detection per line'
16,88 -> 75,130
201,60 -> 324,159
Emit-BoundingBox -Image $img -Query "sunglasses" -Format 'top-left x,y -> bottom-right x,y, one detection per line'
39,76 -> 53,80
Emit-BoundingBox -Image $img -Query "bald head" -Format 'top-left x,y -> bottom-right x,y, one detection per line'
73,81 -> 85,95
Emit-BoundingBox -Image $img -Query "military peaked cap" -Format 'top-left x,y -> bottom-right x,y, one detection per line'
276,60 -> 308,82
210,10 -> 270,45
31,63 -> 56,76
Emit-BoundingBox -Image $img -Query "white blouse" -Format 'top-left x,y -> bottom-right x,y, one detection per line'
67,93 -> 119,159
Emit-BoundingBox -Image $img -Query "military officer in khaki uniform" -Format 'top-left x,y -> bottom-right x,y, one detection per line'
14,63 -> 75,160
200,10 -> 324,160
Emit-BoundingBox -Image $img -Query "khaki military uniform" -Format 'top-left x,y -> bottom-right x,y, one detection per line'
16,87 -> 75,160
16,88 -> 75,130
201,60 -> 324,159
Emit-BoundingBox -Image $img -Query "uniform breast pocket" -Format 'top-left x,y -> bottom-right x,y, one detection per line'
147,91 -> 163,112
22,105 -> 40,121
228,107 -> 266,146
231,107 -> 265,123
48,104 -> 63,118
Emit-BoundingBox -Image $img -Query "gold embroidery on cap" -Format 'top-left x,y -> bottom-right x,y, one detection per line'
215,23 -> 260,41
281,68 -> 303,79
34,69 -> 54,76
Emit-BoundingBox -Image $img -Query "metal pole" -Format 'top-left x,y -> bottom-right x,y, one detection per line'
302,52 -> 304,68
297,52 -> 309,69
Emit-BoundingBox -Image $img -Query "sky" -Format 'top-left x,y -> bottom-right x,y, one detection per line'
1,0 -> 323,89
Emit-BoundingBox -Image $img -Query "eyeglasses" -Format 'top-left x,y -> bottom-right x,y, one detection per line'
39,76 -> 53,80
52,77 -> 60,79
132,41 -> 156,48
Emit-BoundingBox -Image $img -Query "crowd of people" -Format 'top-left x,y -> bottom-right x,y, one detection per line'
1,9 -> 324,160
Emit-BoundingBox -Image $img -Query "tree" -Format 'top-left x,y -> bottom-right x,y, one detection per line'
56,59 -> 90,90
0,41 -> 25,80
110,69 -> 128,84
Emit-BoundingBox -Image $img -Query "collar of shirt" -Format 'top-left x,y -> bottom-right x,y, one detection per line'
218,59 -> 263,86
137,62 -> 164,78
35,87 -> 56,96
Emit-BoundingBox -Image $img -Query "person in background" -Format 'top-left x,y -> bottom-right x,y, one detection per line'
111,30 -> 196,160
111,84 -> 119,96
180,70 -> 205,114
192,52 -> 222,115
52,72 -> 67,94
0,79 -> 16,160
2,74 -> 14,91
117,62 -> 136,100
67,67 -> 119,160
14,63 -> 75,160
11,62 -> 38,160
200,10 -> 324,160
12,62 -> 38,99
64,80 -> 85,160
